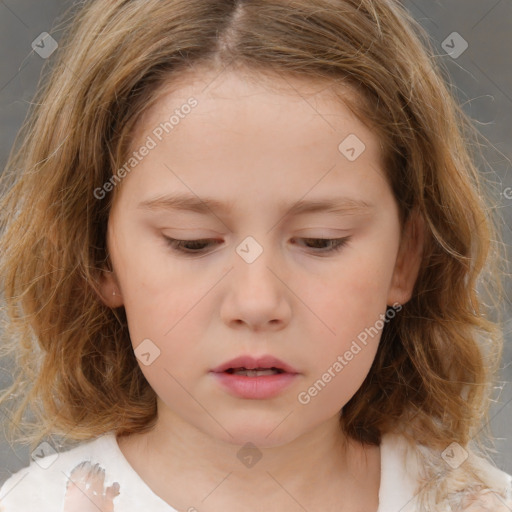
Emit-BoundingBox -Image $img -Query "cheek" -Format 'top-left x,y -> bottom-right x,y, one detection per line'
297,266 -> 386,412
312,249 -> 396,339
122,283 -> 208,375
111,247 -> 213,377
300,239 -> 398,400
120,276 -> 184,345
297,343 -> 379,414
109,229 -> 194,338
296,285 -> 381,415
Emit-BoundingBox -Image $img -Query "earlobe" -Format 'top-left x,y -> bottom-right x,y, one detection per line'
97,268 -> 124,308
387,208 -> 425,307
97,225 -> 124,308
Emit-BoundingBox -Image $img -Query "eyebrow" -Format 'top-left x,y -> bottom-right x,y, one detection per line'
137,193 -> 374,217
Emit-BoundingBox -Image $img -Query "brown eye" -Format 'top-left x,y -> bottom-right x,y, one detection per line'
163,237 -> 220,254
162,236 -> 351,256
291,237 -> 351,253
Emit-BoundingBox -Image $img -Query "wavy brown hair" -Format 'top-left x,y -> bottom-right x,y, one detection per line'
0,0 -> 507,503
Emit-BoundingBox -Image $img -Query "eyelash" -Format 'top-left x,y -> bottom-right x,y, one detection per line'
163,236 -> 351,255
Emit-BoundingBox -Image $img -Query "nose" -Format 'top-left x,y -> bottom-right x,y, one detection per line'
219,235 -> 292,332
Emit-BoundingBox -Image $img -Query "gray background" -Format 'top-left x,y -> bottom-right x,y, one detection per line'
0,0 -> 511,486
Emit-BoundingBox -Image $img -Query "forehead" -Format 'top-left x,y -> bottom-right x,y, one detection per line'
133,65 -> 370,142
112,66 -> 389,215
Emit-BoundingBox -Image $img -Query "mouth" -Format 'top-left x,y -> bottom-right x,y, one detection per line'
211,359 -> 299,399
223,367 -> 286,377
211,354 -> 299,375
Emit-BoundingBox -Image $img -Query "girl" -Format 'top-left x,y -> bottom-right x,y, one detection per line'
0,0 -> 510,510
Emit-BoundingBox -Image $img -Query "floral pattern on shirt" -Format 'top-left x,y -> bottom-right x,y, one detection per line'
63,461 -> 120,512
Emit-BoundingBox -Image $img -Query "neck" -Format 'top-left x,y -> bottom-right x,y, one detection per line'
117,406 -> 381,512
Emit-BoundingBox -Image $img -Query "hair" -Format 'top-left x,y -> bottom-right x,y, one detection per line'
0,0 -> 507,507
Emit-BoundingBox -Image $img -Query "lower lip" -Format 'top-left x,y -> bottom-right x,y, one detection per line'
211,371 -> 298,399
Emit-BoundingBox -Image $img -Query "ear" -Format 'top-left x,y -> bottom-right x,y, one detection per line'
387,207 -> 425,307
97,266 -> 124,308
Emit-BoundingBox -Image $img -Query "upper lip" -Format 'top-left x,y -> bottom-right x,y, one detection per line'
211,355 -> 299,374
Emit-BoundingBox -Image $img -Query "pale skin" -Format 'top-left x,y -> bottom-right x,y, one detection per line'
99,66 -> 424,512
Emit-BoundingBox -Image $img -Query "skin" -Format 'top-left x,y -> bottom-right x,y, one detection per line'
99,66 -> 424,512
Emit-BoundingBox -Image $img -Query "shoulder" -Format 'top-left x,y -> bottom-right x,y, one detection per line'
446,450 -> 512,512
0,434 -> 119,511
379,432 -> 426,511
0,433 -> 177,512
380,432 -> 512,512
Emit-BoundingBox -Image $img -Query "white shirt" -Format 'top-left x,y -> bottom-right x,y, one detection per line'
1,432 -> 510,511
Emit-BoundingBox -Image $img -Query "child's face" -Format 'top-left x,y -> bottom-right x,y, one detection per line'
100,68 -> 422,447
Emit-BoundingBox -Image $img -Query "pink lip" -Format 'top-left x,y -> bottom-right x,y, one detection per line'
210,354 -> 300,400
210,354 -> 299,374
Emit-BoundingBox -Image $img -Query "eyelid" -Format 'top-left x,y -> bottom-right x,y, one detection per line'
162,236 -> 352,256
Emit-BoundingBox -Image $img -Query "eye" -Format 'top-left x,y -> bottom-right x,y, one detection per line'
291,237 -> 351,254
163,238 -> 219,254
163,236 -> 351,255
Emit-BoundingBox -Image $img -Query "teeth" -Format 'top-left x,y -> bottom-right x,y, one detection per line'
231,368 -> 281,377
